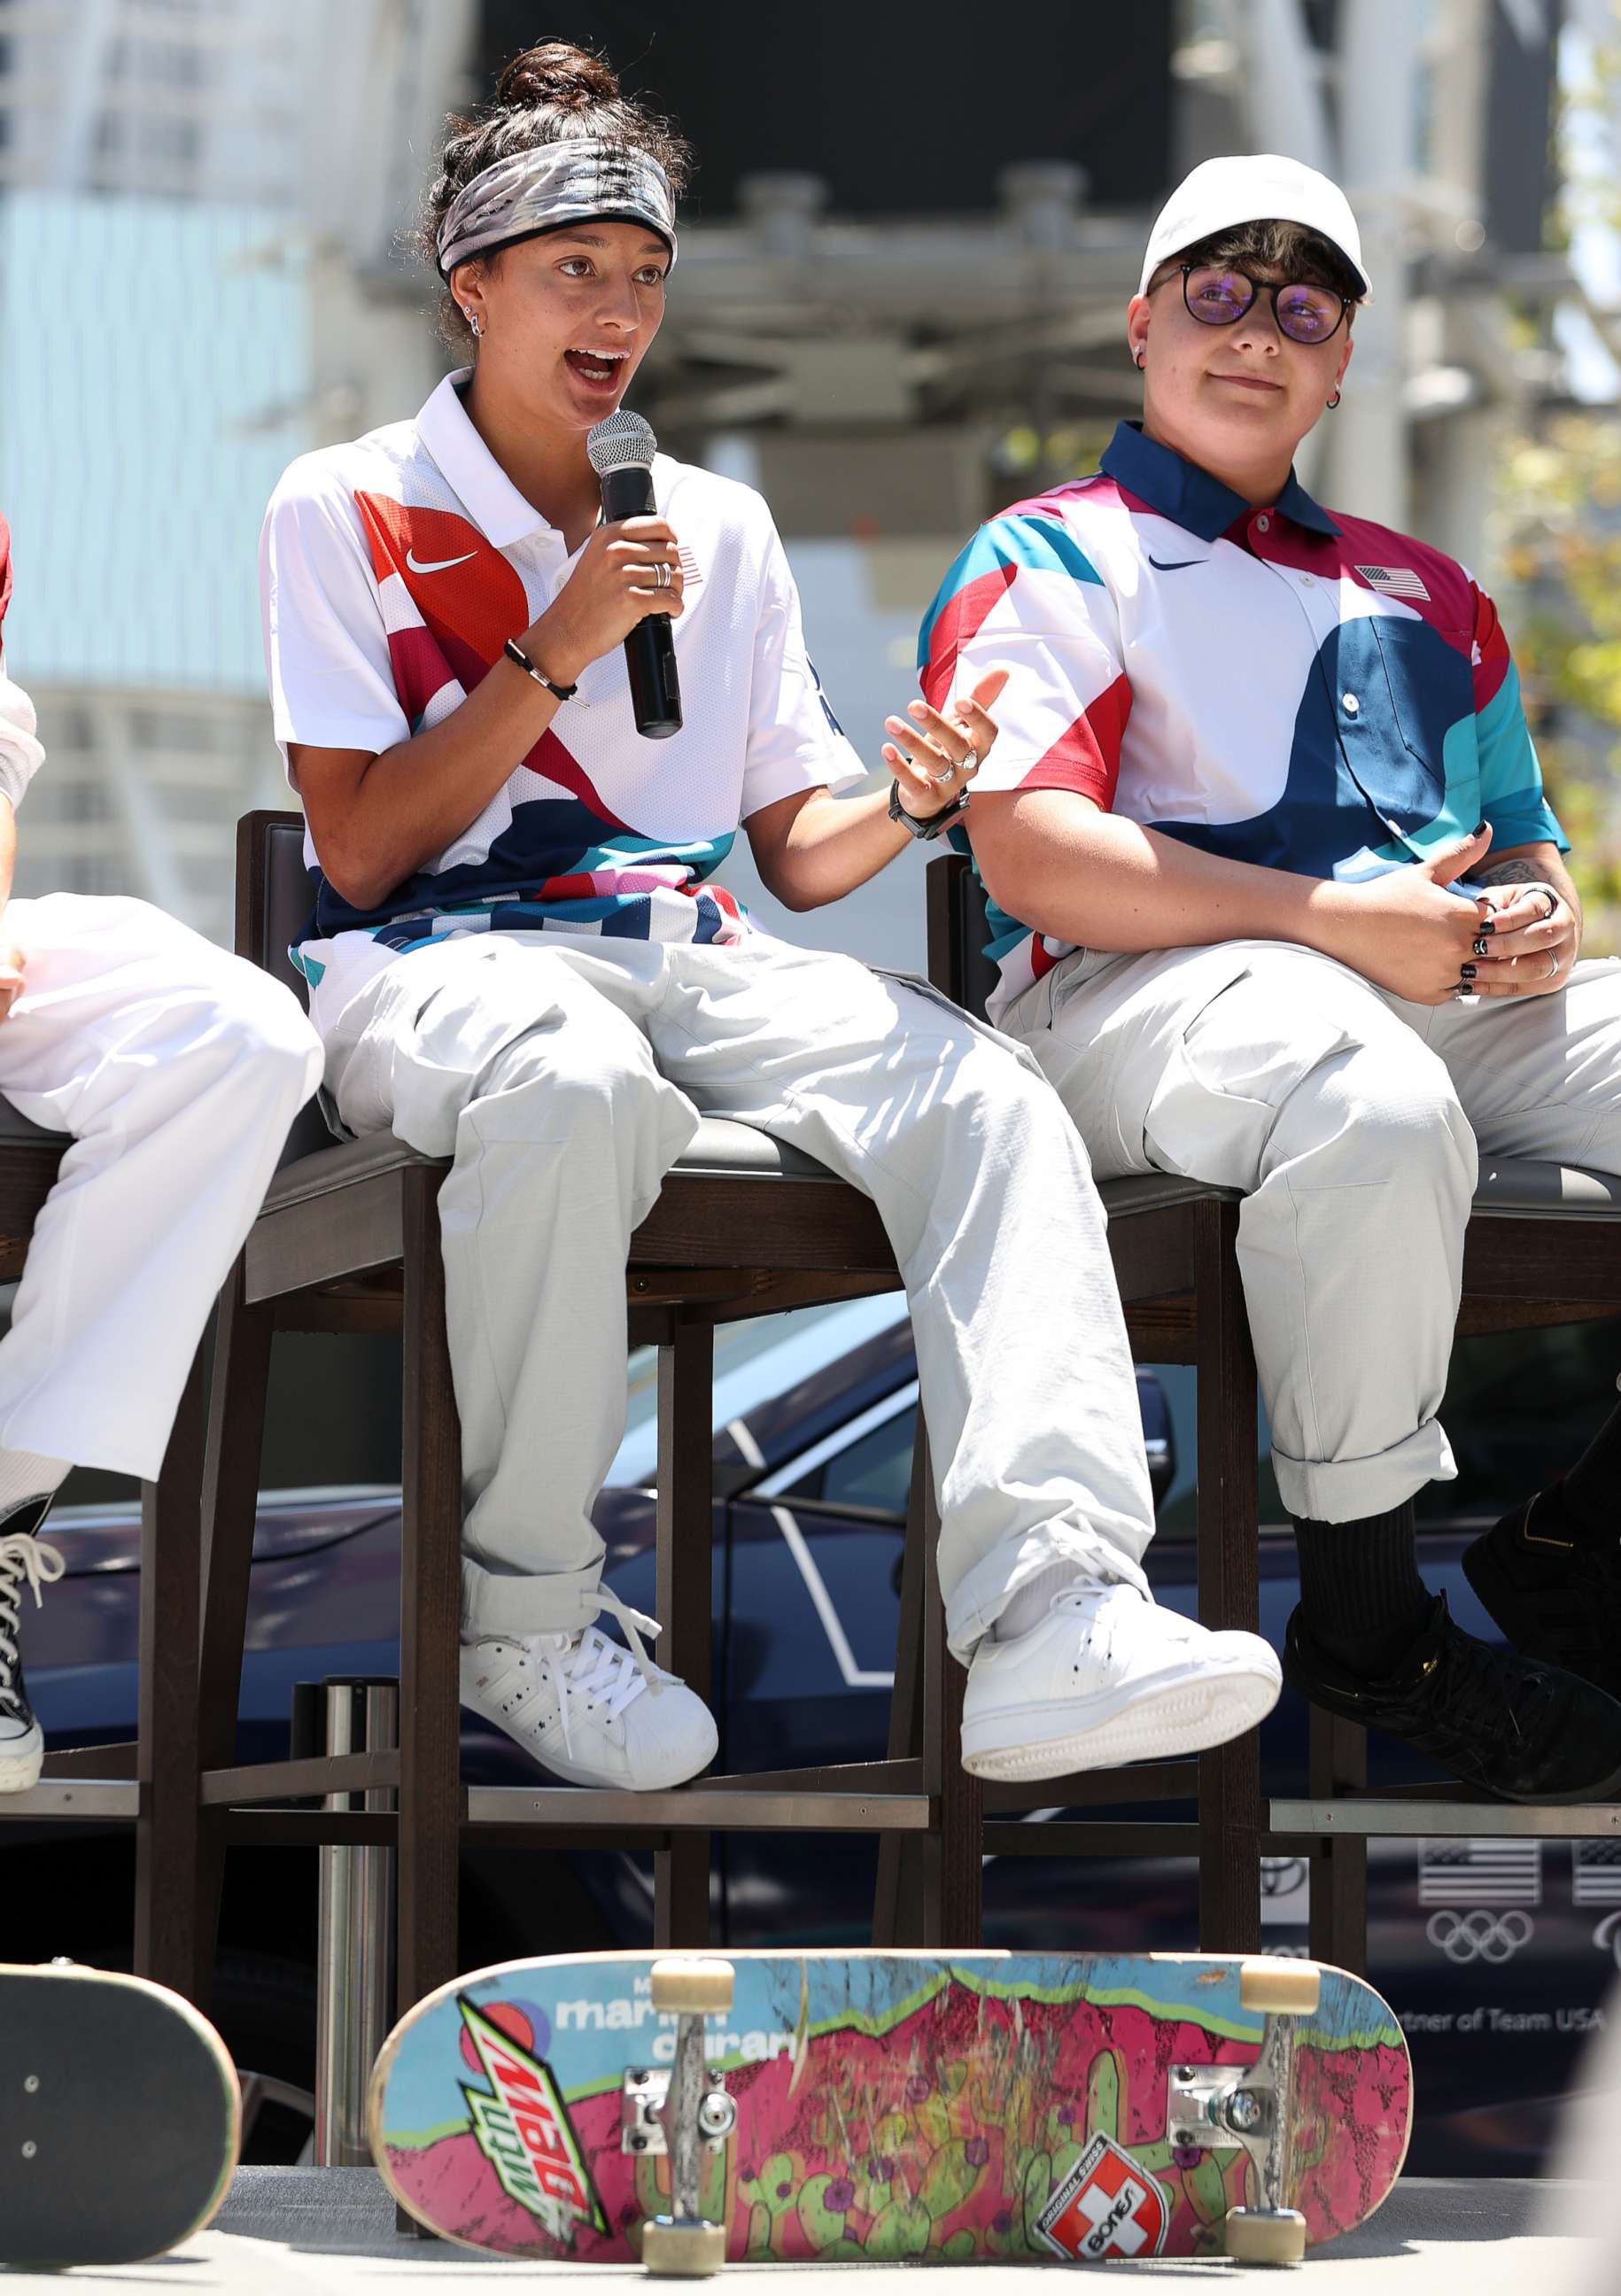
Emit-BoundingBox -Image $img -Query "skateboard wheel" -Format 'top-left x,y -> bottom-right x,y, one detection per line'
1225,2207 -> 1307,2265
642,2216 -> 728,2277
1238,1959 -> 1322,2016
649,1958 -> 734,2016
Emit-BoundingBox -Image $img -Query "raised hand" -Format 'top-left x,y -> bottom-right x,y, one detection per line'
882,669 -> 1008,821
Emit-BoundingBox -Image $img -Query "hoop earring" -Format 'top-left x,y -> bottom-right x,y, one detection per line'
1327,390 -> 1340,409
1135,351 -> 1145,369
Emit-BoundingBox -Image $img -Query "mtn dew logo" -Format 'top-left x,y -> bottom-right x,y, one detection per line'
458,1997 -> 607,2242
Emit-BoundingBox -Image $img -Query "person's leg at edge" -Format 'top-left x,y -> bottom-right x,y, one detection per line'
322,932 -> 717,1792
1012,938 -> 1621,1804
645,935 -> 1282,1783
0,892 -> 322,1790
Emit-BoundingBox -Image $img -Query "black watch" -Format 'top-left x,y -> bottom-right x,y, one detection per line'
888,777 -> 968,842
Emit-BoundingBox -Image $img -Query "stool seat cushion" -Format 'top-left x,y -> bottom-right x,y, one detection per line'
260,1125 -> 1621,1224
262,1114 -> 836,1214
1474,1156 -> 1621,1217
0,1099 -> 67,1146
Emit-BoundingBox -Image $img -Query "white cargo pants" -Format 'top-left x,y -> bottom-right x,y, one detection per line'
320,928 -> 1157,1659
0,894 -> 322,1478
1002,938 -> 1621,1524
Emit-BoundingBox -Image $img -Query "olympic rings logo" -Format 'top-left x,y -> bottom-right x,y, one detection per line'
1425,1909 -> 1534,1965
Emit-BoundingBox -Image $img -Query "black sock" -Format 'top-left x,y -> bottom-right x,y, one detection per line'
1526,1399 -> 1621,1545
1291,1502 -> 1430,1677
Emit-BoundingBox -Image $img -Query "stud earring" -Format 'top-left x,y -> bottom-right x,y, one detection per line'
464,309 -> 482,339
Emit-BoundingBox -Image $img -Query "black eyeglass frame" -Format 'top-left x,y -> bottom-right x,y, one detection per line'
1154,262 -> 1354,346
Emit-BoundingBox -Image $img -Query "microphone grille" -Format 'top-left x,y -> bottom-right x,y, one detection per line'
586,410 -> 657,476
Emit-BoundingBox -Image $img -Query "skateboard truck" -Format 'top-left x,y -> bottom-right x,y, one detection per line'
622,2067 -> 737,2154
1164,1959 -> 1321,2266
638,1958 -> 735,2277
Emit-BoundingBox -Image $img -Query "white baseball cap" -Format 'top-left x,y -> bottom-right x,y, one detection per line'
1136,153 -> 1370,299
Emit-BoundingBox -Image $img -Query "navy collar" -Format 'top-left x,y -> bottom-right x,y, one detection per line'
1100,420 -> 1341,542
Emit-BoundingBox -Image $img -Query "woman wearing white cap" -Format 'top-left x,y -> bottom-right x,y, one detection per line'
259,43 -> 1284,1796
925,151 -> 1621,1803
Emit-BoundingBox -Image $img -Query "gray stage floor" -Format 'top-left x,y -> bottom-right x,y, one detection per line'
0,2171 -> 1602,2291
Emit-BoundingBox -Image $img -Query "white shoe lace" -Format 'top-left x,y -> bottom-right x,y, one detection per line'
0,1532 -> 65,1685
496,1590 -> 682,1763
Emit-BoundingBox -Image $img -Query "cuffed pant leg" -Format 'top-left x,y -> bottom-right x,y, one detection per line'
324,936 -> 699,1638
0,895 -> 321,1478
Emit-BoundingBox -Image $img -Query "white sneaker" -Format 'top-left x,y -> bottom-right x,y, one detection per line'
0,1510 -> 65,1794
460,1589 -> 717,1791
962,1579 -> 1282,1780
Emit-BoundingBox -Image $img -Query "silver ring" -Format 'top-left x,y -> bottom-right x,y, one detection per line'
1538,889 -> 1558,920
930,740 -> 977,787
655,560 -> 672,590
1547,950 -> 1559,981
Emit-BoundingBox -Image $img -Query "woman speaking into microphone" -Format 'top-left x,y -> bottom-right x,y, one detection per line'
259,41 -> 1277,1792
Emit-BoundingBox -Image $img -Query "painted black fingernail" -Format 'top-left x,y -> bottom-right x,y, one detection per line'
1477,920 -> 1495,935
1460,964 -> 1477,979
1474,819 -> 1488,835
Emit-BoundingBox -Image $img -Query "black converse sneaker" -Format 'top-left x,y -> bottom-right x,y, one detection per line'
1463,1490 -> 1621,1703
1284,1591 -> 1621,1804
0,1497 -> 65,1794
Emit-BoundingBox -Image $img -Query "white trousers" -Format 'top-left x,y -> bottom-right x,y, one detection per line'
0,895 -> 322,1478
321,929 -> 1156,1658
1004,938 -> 1621,1524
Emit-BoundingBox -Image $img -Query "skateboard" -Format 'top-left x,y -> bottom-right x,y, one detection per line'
370,1950 -> 1410,2270
0,1961 -> 241,2268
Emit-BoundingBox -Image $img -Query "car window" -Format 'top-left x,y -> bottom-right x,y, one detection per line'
781,1401 -> 917,1517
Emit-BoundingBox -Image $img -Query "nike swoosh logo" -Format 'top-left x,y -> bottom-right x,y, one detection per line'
1148,555 -> 1206,571
405,548 -> 477,575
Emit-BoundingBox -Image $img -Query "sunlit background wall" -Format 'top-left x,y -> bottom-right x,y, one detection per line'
0,0 -> 1611,961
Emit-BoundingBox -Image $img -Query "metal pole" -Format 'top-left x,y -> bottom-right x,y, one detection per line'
313,1677 -> 398,2168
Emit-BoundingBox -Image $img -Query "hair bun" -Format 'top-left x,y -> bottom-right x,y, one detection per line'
495,40 -> 620,112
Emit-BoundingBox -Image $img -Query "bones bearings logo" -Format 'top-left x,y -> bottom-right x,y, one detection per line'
1035,2133 -> 1169,2261
458,1997 -> 607,2245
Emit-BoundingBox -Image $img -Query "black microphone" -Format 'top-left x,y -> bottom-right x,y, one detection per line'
586,410 -> 682,740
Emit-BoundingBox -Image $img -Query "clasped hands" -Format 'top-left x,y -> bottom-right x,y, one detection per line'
1330,824 -> 1579,1006
1459,876 -> 1578,1000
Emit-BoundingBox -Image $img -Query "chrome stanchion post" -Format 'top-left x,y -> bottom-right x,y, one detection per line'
310,1676 -> 398,2167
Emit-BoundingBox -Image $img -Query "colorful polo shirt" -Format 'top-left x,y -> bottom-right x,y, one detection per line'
260,370 -> 861,1029
919,419 -> 1563,1023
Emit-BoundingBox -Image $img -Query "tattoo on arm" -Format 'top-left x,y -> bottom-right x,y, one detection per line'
1474,858 -> 1546,888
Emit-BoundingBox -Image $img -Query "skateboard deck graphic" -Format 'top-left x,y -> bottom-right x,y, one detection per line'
370,1951 -> 1410,2265
0,1962 -> 240,2267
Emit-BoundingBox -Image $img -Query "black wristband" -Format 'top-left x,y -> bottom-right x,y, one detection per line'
888,776 -> 968,842
504,637 -> 580,703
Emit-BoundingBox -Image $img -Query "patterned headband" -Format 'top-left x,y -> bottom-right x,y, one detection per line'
437,137 -> 678,276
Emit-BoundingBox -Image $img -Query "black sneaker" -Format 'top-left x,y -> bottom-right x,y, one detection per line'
1463,1492 -> 1621,1702
1283,1591 -> 1621,1804
0,1497 -> 63,1795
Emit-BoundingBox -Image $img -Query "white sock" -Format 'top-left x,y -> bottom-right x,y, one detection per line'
0,1447 -> 69,1520
993,1559 -> 1090,1642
